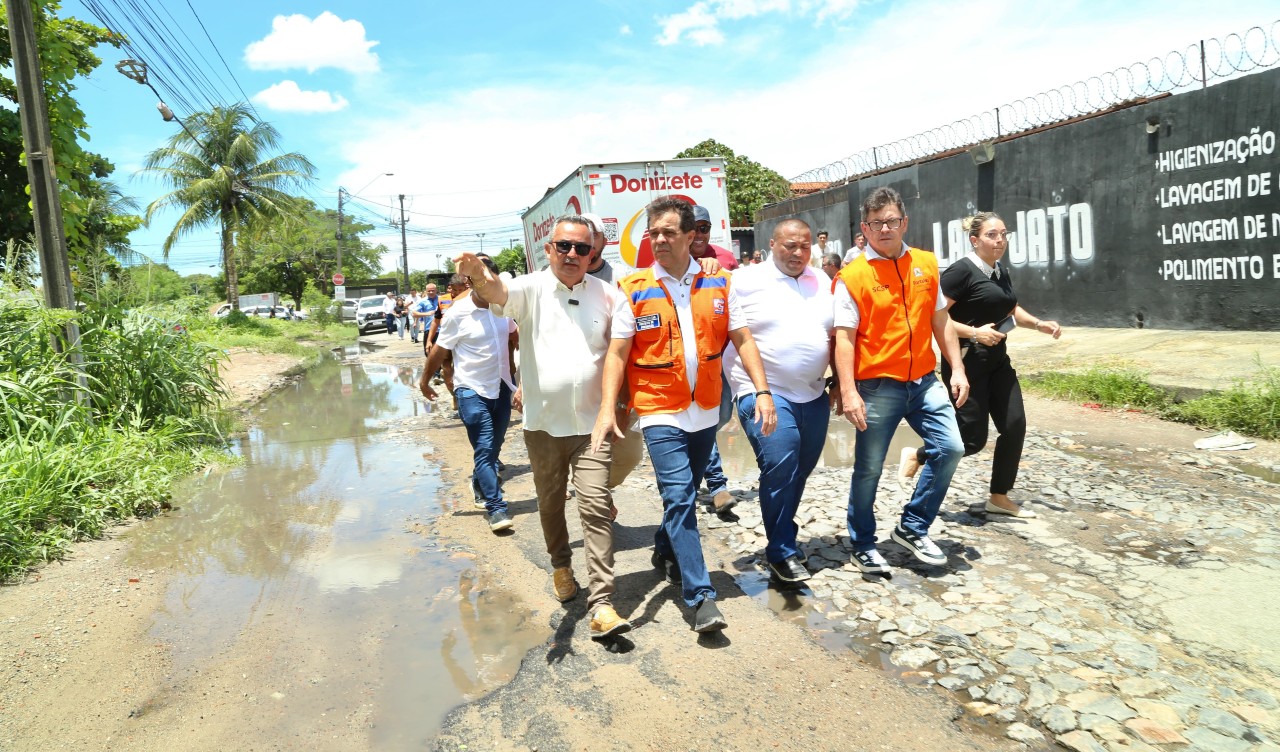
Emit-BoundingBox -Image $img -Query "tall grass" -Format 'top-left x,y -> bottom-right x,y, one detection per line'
0,293 -> 231,581
1026,363 -> 1280,441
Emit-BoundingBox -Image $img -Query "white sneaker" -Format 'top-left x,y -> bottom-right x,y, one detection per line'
890,526 -> 946,566
852,548 -> 889,574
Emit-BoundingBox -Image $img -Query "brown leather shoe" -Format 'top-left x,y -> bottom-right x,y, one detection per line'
708,489 -> 737,515
589,605 -> 631,639
552,567 -> 579,602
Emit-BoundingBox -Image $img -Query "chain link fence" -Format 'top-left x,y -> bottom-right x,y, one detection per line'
790,21 -> 1280,185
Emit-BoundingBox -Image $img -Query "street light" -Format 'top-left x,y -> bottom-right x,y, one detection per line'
352,172 -> 394,196
476,233 -> 485,254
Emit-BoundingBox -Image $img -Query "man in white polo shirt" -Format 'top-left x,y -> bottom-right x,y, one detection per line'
420,255 -> 517,533
453,216 -> 631,642
724,218 -> 835,584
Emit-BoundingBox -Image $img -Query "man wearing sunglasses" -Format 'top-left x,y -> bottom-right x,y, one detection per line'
833,187 -> 969,575
593,197 -> 775,635
454,216 -> 631,642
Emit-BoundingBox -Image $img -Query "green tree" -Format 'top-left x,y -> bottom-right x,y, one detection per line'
675,139 -> 791,226
494,244 -> 525,275
236,200 -> 380,307
0,2 -> 136,271
140,103 -> 315,308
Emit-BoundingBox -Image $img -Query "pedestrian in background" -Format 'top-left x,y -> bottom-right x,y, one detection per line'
899,211 -> 1062,518
420,255 -> 517,532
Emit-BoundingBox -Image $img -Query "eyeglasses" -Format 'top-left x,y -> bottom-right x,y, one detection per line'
981,230 -> 1012,240
864,217 -> 905,231
552,240 -> 593,256
694,223 -> 712,233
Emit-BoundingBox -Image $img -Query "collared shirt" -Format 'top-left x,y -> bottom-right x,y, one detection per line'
833,243 -> 945,330
436,295 -> 516,399
381,295 -> 396,314
414,296 -> 439,318
965,251 -> 999,279
492,269 -> 618,437
724,260 -> 833,403
612,257 -> 745,433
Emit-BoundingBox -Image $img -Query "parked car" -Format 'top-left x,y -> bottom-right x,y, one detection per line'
329,298 -> 359,322
241,304 -> 307,320
356,295 -> 390,335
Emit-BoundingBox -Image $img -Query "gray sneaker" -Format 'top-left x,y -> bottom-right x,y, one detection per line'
890,526 -> 946,566
486,510 -> 513,532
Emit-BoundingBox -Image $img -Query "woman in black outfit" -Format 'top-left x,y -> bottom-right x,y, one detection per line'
899,212 -> 1061,517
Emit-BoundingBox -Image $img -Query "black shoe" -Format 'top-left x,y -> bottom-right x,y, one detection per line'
651,551 -> 681,585
693,599 -> 727,632
767,555 -> 811,583
486,510 -> 513,532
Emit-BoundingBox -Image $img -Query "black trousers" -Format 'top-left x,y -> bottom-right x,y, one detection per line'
940,345 -> 1027,495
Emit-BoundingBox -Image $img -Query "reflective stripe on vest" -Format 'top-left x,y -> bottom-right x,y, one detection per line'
619,267 -> 731,416
836,248 -> 939,382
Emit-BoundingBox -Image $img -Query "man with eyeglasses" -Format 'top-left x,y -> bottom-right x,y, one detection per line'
593,197 -> 775,634
832,186 -> 969,574
454,216 -> 632,642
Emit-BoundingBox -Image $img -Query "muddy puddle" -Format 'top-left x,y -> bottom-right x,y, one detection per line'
120,353 -> 548,745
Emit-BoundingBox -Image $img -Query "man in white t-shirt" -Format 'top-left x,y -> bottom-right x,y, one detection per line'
723,219 -> 834,584
593,198 -> 775,635
420,255 -> 517,533
454,217 -> 631,642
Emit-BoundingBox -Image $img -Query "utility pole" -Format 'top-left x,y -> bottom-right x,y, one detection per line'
476,232 -> 485,254
398,194 -> 409,291
335,188 -> 345,275
6,0 -> 85,389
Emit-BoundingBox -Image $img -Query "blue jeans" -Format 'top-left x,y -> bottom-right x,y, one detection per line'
457,383 -> 512,514
847,373 -> 963,551
643,424 -> 717,607
737,392 -> 829,563
384,313 -> 398,334
701,377 -> 735,495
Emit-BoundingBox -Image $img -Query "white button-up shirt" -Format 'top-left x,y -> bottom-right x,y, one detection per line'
612,258 -> 745,433
492,269 -> 618,437
724,260 -> 833,404
436,294 -> 515,399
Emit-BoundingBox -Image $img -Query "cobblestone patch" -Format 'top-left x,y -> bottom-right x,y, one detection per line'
621,429 -> 1280,751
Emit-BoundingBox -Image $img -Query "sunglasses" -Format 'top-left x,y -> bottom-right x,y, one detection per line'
553,240 -> 593,256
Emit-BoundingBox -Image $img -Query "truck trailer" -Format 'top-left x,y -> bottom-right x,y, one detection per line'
521,158 -> 732,275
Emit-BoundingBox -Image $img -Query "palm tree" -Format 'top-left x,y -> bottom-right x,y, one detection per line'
140,103 -> 314,307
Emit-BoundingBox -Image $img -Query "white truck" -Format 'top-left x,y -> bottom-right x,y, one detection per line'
521,158 -> 733,274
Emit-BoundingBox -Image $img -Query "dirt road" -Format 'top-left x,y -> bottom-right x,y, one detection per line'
2,336 -> 1276,751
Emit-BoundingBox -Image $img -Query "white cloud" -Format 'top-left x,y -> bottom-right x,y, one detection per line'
620,24 -> 632,35
656,3 -> 725,46
244,12 -> 380,74
252,80 -> 349,113
656,0 -> 858,45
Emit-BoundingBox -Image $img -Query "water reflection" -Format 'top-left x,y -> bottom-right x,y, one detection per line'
717,414 -> 922,475
120,353 -> 547,745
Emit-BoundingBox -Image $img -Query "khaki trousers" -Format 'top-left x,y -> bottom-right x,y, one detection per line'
524,430 -> 615,610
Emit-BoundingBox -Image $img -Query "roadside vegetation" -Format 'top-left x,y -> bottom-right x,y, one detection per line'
1026,362 -> 1280,440
0,284 -> 352,582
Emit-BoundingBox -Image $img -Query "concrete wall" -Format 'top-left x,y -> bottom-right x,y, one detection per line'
759,68 -> 1280,330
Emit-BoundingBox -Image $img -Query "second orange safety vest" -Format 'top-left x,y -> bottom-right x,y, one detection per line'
618,267 -> 731,416
836,248 -> 940,382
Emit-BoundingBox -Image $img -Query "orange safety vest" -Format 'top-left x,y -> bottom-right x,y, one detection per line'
619,267 -> 731,416
836,248 -> 939,382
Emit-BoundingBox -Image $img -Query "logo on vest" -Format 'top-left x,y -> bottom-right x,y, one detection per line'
636,313 -> 661,331
913,267 -> 923,277
712,299 -> 725,315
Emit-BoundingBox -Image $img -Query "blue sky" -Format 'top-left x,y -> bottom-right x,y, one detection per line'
61,0 -> 1277,277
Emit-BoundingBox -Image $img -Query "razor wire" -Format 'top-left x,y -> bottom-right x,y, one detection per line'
790,21 -> 1280,185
